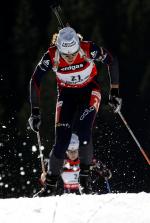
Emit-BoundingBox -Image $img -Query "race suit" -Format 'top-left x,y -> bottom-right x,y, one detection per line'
61,158 -> 80,193
29,41 -> 119,175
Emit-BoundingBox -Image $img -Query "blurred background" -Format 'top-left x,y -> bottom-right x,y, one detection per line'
0,0 -> 150,198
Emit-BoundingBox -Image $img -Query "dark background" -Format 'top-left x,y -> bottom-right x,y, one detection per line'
0,0 -> 150,198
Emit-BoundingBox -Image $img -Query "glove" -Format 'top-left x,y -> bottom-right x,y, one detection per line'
109,88 -> 122,113
92,160 -> 112,179
28,107 -> 41,132
99,166 -> 112,179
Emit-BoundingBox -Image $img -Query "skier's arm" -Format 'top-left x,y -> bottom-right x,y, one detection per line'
90,43 -> 122,112
30,51 -> 52,109
29,51 -> 52,132
90,42 -> 119,88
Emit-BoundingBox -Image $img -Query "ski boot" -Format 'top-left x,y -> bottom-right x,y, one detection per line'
80,164 -> 93,194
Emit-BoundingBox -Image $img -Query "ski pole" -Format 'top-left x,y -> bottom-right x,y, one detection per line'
117,111 -> 150,165
36,131 -> 46,174
105,178 -> 111,193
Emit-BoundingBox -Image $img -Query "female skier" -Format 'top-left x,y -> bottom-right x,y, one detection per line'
29,26 -> 121,195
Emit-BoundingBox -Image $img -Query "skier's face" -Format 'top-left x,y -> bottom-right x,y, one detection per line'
61,51 -> 78,64
67,150 -> 79,160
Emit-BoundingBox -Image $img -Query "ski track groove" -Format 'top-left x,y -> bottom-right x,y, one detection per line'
85,204 -> 102,223
51,199 -> 58,223
85,197 -> 115,223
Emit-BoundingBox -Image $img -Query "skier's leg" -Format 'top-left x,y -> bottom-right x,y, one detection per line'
79,139 -> 94,194
78,109 -> 96,194
79,137 -> 93,166
78,89 -> 101,193
45,93 -> 76,195
78,88 -> 101,164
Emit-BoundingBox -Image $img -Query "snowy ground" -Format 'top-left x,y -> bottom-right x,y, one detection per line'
0,192 -> 150,223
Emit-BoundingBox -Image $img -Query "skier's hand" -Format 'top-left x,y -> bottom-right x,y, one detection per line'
28,107 -> 41,132
91,160 -> 112,179
99,167 -> 112,179
109,88 -> 122,113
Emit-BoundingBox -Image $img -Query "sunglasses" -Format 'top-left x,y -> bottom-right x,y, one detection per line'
67,150 -> 79,154
61,51 -> 79,58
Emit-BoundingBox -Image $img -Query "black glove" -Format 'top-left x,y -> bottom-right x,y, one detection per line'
28,107 -> 41,132
99,166 -> 112,179
109,88 -> 122,113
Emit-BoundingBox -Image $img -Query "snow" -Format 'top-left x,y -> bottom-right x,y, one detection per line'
0,192 -> 150,223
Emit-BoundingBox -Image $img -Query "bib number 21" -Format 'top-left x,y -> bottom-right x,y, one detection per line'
71,75 -> 81,82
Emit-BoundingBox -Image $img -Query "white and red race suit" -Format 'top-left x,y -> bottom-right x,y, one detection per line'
61,158 -> 80,191
29,40 -> 119,175
48,41 -> 97,88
